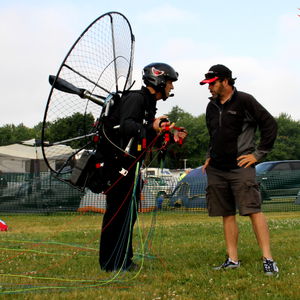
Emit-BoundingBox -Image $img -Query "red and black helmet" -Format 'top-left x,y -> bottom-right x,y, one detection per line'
142,62 -> 178,90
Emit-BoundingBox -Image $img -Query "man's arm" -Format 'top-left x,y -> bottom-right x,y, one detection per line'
238,93 -> 277,167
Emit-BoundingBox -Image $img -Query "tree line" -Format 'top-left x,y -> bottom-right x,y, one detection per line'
0,107 -> 299,169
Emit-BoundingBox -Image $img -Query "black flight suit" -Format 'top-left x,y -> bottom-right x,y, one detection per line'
99,86 -> 158,271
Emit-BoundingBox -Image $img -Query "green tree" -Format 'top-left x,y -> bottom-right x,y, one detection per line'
153,106 -> 209,169
44,112 -> 95,149
267,113 -> 300,161
0,123 -> 35,146
1,109 -> 300,167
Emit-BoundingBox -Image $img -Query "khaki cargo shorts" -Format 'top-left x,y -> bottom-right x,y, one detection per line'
206,165 -> 262,216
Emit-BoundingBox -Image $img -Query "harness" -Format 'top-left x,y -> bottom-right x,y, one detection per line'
69,90 -> 151,194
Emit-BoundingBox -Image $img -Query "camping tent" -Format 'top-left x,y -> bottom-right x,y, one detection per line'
170,166 -> 207,208
0,139 -> 74,173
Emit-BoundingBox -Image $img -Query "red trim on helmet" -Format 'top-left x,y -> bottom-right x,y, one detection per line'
152,67 -> 165,77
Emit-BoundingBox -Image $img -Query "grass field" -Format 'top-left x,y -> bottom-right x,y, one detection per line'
0,211 -> 299,299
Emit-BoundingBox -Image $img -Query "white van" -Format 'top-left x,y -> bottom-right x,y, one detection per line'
141,167 -> 173,177
141,167 -> 178,191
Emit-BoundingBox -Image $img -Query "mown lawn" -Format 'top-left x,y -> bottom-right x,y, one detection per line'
0,211 -> 299,299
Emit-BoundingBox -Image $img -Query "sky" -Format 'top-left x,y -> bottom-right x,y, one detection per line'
0,0 -> 300,127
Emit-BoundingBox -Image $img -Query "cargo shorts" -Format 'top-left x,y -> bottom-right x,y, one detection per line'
206,165 -> 262,216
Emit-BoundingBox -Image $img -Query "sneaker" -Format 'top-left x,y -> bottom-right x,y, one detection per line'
263,258 -> 279,276
213,258 -> 240,270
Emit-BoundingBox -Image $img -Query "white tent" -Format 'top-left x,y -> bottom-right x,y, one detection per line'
0,139 -> 74,173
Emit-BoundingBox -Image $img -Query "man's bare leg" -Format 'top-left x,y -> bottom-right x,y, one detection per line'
249,212 -> 272,259
223,215 -> 239,261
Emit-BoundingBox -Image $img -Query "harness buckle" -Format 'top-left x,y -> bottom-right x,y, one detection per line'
119,168 -> 128,176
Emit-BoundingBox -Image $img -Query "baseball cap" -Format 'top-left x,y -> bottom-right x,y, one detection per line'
200,64 -> 233,85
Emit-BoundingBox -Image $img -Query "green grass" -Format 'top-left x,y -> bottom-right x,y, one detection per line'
0,212 -> 299,299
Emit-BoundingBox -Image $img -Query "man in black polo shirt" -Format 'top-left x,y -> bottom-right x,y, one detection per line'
200,64 -> 279,275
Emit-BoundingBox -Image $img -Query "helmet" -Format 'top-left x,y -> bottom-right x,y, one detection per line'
142,62 -> 178,90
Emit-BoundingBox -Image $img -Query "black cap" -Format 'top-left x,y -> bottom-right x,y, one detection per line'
200,64 -> 233,85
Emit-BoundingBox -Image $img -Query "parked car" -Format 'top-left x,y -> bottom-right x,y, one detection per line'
141,167 -> 173,177
141,167 -> 177,190
0,173 -> 83,212
142,176 -> 173,198
21,175 -> 82,208
0,173 -> 8,196
255,160 -> 300,200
